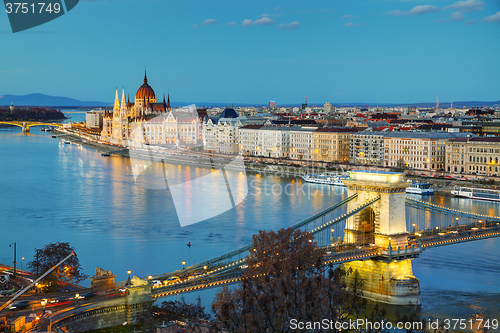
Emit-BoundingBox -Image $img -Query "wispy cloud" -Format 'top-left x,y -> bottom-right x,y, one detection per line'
278,21 -> 300,30
227,22 -> 237,27
203,18 -> 217,25
447,11 -> 466,21
388,5 -> 439,16
483,11 -> 500,22
444,0 -> 483,13
464,19 -> 476,25
192,24 -> 197,28
242,17 -> 275,26
345,22 -> 363,27
260,13 -> 282,18
274,6 -> 280,11
342,14 -> 357,18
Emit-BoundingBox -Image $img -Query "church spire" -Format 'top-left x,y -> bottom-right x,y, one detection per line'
167,93 -> 170,110
113,88 -> 120,112
121,88 -> 127,111
144,68 -> 148,84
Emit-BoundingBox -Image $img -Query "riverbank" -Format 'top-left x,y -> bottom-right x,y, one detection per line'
53,128 -> 499,189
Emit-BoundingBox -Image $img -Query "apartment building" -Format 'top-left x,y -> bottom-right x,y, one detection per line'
446,137 -> 500,176
384,131 -> 471,171
257,126 -> 292,158
312,128 -> 359,162
349,131 -> 387,166
290,127 -> 317,160
239,124 -> 263,156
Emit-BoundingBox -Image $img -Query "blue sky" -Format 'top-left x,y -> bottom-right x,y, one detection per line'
1,0 -> 499,105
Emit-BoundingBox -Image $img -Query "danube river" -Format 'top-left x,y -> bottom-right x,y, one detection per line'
0,118 -> 499,328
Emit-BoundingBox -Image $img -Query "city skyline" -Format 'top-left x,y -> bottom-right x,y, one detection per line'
1,0 -> 499,104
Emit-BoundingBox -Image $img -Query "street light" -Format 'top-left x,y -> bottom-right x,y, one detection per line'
21,257 -> 24,273
412,223 -> 416,232
9,243 -> 16,279
182,261 -> 186,269
126,270 -> 132,286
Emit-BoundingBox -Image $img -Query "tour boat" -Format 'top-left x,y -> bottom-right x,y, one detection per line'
301,173 -> 347,186
63,140 -> 70,144
406,182 -> 434,195
101,152 -> 110,156
451,186 -> 500,202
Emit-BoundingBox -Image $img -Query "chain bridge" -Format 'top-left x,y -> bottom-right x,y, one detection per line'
45,171 -> 500,332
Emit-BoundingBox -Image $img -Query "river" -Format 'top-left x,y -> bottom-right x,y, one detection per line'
0,113 -> 498,331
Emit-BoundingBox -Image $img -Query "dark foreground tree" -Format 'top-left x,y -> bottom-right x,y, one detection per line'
211,228 -> 375,333
138,296 -> 212,333
27,242 -> 87,292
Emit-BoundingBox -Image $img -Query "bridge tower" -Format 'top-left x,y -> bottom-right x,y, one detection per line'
22,122 -> 29,134
341,170 -> 420,305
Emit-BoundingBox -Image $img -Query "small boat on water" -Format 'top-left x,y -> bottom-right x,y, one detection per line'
451,186 -> 500,202
101,152 -> 110,156
302,173 -> 347,186
52,135 -> 57,138
63,140 -> 70,144
406,182 -> 434,195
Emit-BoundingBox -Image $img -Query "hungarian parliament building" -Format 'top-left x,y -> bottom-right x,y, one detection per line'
101,71 -> 204,147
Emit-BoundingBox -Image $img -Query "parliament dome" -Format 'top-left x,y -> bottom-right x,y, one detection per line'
135,71 -> 157,103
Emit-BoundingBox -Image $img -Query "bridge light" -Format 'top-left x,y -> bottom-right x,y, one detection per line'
182,261 -> 186,269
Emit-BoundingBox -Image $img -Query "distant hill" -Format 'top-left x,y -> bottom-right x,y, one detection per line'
0,93 -> 498,109
0,93 -> 109,107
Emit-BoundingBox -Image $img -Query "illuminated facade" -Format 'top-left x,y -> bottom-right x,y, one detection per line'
446,137 -> 500,176
349,131 -> 387,166
312,128 -> 359,162
342,171 -> 421,305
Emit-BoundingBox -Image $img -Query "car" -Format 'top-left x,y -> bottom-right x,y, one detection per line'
163,276 -> 181,285
150,280 -> 162,287
50,296 -> 70,304
8,300 -> 29,310
81,291 -> 98,299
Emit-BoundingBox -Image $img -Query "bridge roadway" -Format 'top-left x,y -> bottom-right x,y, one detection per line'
405,197 -> 500,223
0,121 -> 63,129
140,195 -> 498,288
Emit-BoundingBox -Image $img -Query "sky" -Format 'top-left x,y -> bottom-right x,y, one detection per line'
1,0 -> 499,105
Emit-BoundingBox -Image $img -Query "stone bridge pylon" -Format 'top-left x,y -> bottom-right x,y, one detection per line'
341,171 -> 421,306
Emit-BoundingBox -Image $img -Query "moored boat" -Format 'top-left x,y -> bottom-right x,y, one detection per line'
406,182 -> 434,195
451,186 -> 500,202
301,173 -> 347,186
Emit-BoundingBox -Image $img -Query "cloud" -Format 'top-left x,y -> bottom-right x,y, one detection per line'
192,24 -> 197,28
342,15 -> 357,18
345,22 -> 363,27
274,6 -> 280,11
260,13 -> 282,18
445,0 -> 483,13
447,11 -> 466,21
227,22 -> 237,27
242,17 -> 275,26
464,19 -> 476,25
278,21 -> 300,30
483,11 -> 500,22
388,5 -> 439,16
203,19 -> 217,25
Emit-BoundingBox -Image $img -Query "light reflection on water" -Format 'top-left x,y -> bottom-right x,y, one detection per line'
0,125 -> 499,326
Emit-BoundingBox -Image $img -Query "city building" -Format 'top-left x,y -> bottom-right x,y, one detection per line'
269,101 -> 276,110
101,71 -> 172,145
324,102 -> 335,114
350,130 -> 387,166
312,128 -> 359,162
257,126 -> 292,158
239,124 -> 264,156
384,131 -> 472,171
446,137 -> 500,176
290,127 -> 317,161
86,110 -> 103,129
